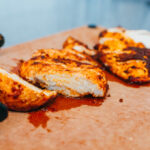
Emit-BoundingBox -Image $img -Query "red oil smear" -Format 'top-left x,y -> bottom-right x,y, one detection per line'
28,96 -> 104,129
46,95 -> 103,112
28,110 -> 49,128
119,98 -> 123,103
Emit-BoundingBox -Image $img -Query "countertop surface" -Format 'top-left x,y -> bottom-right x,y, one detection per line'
0,26 -> 150,150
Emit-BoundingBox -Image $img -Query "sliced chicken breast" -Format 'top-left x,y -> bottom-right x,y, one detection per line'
63,36 -> 97,56
0,68 -> 57,111
19,49 -> 107,97
95,27 -> 150,83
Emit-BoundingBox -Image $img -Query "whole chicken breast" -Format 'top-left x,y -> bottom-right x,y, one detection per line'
0,68 -> 57,111
95,27 -> 150,83
19,49 -> 107,97
63,36 -> 97,56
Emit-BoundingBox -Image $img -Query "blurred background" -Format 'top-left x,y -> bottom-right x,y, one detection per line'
0,0 -> 150,47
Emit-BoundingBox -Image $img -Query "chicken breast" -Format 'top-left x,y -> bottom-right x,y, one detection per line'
95,27 -> 150,83
19,49 -> 107,97
63,36 -> 97,56
0,68 -> 57,111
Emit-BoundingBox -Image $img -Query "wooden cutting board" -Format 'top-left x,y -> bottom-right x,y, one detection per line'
0,26 -> 150,150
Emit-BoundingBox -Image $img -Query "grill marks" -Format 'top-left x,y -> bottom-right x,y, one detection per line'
120,47 -> 150,61
52,58 -> 90,67
30,49 -> 99,70
118,47 -> 150,76
31,56 -> 96,69
32,49 -> 98,66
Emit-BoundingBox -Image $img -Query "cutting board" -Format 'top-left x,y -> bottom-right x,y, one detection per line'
0,26 -> 150,150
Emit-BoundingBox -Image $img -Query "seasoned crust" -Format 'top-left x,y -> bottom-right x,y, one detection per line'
32,48 -> 98,66
20,49 -> 107,97
0,68 -> 57,111
95,27 -> 150,83
63,36 -> 97,56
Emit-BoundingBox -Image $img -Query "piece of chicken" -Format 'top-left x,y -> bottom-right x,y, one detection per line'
63,36 -> 97,56
0,68 -> 57,111
95,27 -> 150,83
19,49 -> 107,97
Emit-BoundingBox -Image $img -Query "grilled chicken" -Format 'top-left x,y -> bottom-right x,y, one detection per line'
19,49 -> 107,97
32,48 -> 98,66
63,36 -> 97,56
95,27 -> 150,83
0,68 -> 56,111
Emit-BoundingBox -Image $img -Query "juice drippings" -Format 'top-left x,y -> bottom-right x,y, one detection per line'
28,96 -> 104,129
28,110 -> 49,128
46,96 -> 103,112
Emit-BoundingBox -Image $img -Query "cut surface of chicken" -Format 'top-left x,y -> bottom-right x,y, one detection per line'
63,36 -> 97,56
20,49 -> 107,97
0,68 -> 57,111
95,27 -> 150,83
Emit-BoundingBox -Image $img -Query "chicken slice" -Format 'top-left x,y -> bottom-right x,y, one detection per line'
19,49 -> 107,97
63,36 -> 97,56
95,27 -> 150,83
0,68 -> 57,111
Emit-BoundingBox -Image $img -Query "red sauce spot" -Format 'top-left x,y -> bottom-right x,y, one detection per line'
46,96 -> 103,112
119,98 -> 123,103
28,96 -> 104,129
28,110 -> 49,128
47,129 -> 51,132
103,70 -> 142,88
10,59 -> 24,75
